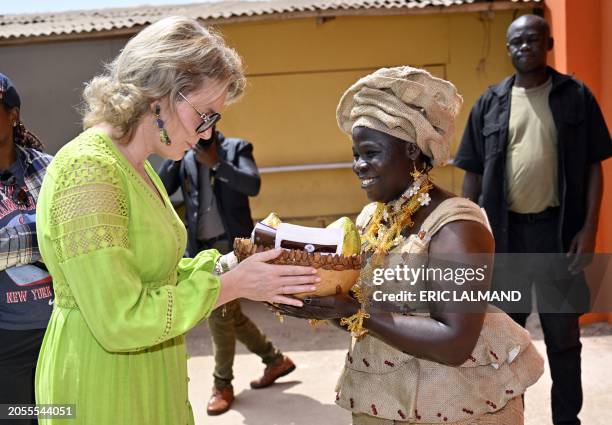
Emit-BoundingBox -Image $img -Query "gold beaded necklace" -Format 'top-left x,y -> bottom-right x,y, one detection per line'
341,168 -> 433,339
363,169 -> 434,256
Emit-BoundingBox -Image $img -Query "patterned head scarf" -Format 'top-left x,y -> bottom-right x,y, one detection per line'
336,66 -> 462,166
0,73 -> 44,151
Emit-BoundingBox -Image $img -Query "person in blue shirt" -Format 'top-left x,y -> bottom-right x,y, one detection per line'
0,72 -> 53,425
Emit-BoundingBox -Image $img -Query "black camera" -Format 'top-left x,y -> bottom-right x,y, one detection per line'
196,129 -> 218,150
196,137 -> 214,150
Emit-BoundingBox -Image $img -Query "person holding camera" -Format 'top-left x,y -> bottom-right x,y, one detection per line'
159,127 -> 296,416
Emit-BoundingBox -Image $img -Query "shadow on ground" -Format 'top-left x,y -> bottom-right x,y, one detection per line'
187,300 -> 348,356
187,300 -> 612,356
230,381 -> 347,425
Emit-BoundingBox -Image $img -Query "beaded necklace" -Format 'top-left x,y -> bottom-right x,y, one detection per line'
363,169 -> 434,257
341,169 -> 433,338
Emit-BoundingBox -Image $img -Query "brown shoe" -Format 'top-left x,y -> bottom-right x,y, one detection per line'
206,386 -> 234,416
250,355 -> 296,389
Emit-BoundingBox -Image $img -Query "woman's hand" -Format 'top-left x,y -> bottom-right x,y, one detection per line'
271,294 -> 360,320
218,249 -> 319,307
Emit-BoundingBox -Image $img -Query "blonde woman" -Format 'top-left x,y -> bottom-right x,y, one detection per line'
34,17 -> 318,425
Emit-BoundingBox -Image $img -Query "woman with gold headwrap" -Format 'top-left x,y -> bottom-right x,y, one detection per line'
276,67 -> 544,424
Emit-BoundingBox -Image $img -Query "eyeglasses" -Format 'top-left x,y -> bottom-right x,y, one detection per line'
0,172 -> 28,207
507,34 -> 545,49
178,91 -> 221,134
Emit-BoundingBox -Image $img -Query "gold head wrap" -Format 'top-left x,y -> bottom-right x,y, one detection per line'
336,66 -> 463,166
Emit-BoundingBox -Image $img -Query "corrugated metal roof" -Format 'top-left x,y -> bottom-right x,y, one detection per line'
0,0 -> 541,41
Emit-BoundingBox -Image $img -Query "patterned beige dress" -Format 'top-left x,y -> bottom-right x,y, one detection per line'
336,198 -> 544,425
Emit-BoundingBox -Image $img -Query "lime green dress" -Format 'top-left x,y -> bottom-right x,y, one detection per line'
35,128 -> 221,425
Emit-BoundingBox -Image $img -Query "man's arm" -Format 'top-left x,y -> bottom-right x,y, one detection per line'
462,172 -> 482,203
583,163 -> 604,234
275,220 -> 494,366
567,85 -> 611,272
454,97 -> 486,202
567,162 -> 604,274
582,85 -> 611,233
215,141 -> 261,197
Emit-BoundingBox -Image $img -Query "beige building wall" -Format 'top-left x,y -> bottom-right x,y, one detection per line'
0,9 -> 518,225
216,11 -> 517,224
0,37 -> 127,153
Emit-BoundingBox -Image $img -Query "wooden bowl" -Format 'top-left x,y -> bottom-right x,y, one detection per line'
233,238 -> 361,299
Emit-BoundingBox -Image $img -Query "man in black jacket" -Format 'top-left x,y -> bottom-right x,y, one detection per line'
159,128 -> 295,416
455,15 -> 611,425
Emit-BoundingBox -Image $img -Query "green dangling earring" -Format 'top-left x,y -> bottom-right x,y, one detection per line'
154,104 -> 171,145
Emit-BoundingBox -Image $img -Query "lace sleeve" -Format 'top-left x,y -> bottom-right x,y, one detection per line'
49,154 -> 129,262
47,153 -> 220,352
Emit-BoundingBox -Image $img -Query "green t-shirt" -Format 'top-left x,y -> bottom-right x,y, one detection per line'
506,77 -> 559,214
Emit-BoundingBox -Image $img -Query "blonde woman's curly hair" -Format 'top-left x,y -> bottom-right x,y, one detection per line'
82,16 -> 245,139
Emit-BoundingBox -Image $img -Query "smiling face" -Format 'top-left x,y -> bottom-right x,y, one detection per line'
150,79 -> 228,161
506,15 -> 552,74
351,126 -> 418,203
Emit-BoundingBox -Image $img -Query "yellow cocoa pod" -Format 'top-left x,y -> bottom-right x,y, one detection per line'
327,216 -> 361,256
261,212 -> 282,229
